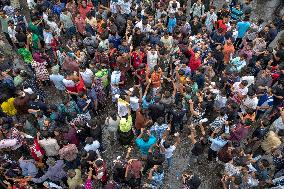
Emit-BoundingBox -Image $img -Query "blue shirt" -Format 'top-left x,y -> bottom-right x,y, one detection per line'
168,18 -> 177,33
77,98 -> 88,113
52,3 -> 65,16
231,7 -> 243,20
135,135 -> 157,155
257,93 -> 273,107
209,136 -> 227,151
150,123 -> 168,140
142,95 -> 154,109
237,21 -> 250,38
151,171 -> 165,188
109,35 -> 121,49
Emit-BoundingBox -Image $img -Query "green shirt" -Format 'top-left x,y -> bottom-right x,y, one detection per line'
95,69 -> 109,87
0,16 -> 12,33
31,33 -> 39,49
18,48 -> 33,63
119,115 -> 132,132
28,22 -> 41,36
14,75 -> 23,87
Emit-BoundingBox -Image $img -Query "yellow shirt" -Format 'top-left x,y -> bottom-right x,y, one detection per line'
67,169 -> 83,189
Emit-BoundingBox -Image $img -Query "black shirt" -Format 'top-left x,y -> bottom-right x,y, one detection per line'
186,174 -> 201,189
148,103 -> 165,122
0,60 -> 11,72
191,141 -> 205,156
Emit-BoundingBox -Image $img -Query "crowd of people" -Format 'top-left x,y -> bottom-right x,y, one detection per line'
0,0 -> 284,188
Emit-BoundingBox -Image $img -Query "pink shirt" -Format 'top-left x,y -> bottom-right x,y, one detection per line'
85,179 -> 92,189
75,17 -> 86,35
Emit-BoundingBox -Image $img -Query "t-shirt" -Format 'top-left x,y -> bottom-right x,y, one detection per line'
84,140 -> 100,152
161,139 -> 176,158
233,82 -> 248,96
60,12 -> 74,29
142,95 -> 154,109
80,68 -> 93,84
50,74 -> 65,90
135,136 -> 157,155
237,21 -> 250,38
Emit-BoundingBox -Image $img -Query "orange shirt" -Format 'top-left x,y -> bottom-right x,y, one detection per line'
223,43 -> 235,64
151,72 -> 161,88
97,20 -> 105,34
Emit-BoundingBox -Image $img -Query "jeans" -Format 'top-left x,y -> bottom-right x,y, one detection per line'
166,157 -> 173,167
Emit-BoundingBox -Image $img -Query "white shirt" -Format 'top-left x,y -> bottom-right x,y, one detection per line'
39,138 -> 60,156
43,30 -> 54,44
8,26 -> 16,41
84,140 -> 100,152
161,139 -> 176,158
130,96 -> 139,111
46,20 -> 60,36
110,0 -> 119,13
272,116 -> 284,133
80,68 -> 93,85
118,0 -> 131,14
225,162 -> 240,176
233,82 -> 248,96
168,1 -> 180,14
0,139 -> 17,149
105,116 -> 120,132
241,96 -> 258,112
134,21 -> 152,33
50,74 -> 65,91
42,13 -> 48,21
62,79 -> 75,88
147,51 -> 158,70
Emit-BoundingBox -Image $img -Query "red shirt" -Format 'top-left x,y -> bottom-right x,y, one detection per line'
76,76 -> 86,93
30,139 -> 45,161
217,20 -> 227,34
78,3 -> 93,20
132,51 -> 144,69
188,49 -> 201,72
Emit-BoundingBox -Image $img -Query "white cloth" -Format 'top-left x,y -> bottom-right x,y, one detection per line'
130,96 -> 139,111
117,98 -> 129,117
0,139 -> 17,149
272,116 -> 284,133
161,139 -> 176,158
224,162 -> 240,176
84,140 -> 100,152
105,116 -> 120,132
147,51 -> 158,71
39,138 -> 60,156
63,79 -> 76,88
233,82 -> 248,96
80,68 -> 93,85
241,96 -> 258,112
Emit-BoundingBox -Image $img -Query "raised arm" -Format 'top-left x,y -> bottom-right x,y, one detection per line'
188,100 -> 199,116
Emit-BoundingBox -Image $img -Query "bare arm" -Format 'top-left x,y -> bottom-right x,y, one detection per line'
143,83 -> 151,97
188,100 -> 199,116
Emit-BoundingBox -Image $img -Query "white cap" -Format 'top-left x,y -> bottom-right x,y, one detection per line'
115,94 -> 120,99
23,87 -> 34,94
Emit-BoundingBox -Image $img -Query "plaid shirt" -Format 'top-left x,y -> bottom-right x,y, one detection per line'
150,123 -> 168,140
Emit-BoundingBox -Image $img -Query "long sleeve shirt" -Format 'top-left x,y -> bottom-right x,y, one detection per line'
31,160 -> 67,183
19,159 -> 38,177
